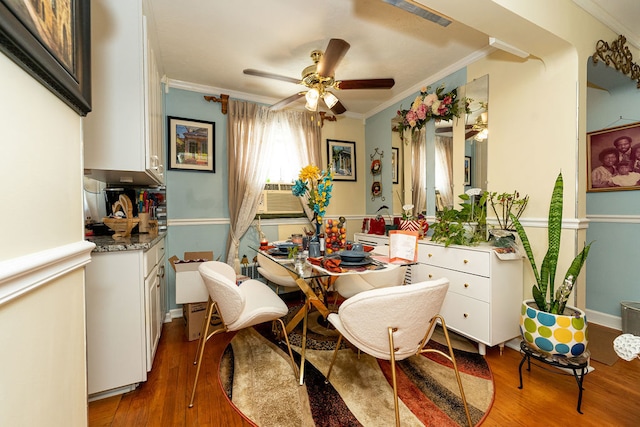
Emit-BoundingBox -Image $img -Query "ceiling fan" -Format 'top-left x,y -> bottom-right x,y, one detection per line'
243,38 -> 395,115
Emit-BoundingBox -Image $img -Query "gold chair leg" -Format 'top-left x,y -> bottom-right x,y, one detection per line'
420,316 -> 473,427
189,301 -> 226,408
275,318 -> 299,379
193,297 -> 213,365
325,334 -> 343,382
388,327 -> 401,427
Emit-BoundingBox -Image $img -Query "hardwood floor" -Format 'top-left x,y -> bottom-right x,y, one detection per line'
89,319 -> 640,426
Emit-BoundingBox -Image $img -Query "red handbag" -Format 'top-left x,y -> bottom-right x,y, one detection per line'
367,217 -> 387,235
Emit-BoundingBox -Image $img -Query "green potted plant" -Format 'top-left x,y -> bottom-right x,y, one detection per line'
431,189 -> 488,246
510,172 -> 592,357
488,190 -> 529,247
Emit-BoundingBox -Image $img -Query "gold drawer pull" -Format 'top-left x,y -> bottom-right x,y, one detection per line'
463,259 -> 469,264
463,313 -> 469,318
464,283 -> 469,288
428,274 -> 433,278
428,253 -> 433,258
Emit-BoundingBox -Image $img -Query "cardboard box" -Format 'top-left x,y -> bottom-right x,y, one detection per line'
183,302 -> 208,341
169,251 -> 214,304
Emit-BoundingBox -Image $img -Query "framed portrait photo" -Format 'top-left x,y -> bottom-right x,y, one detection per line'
168,116 -> 215,172
327,139 -> 357,181
392,147 -> 399,184
587,122 -> 640,192
464,156 -> 472,186
0,0 -> 91,115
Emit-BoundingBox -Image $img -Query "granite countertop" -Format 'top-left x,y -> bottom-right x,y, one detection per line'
86,232 -> 166,253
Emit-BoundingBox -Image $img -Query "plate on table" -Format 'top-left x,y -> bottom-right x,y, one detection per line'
339,250 -> 368,262
267,248 -> 290,256
275,242 -> 297,250
339,258 -> 372,267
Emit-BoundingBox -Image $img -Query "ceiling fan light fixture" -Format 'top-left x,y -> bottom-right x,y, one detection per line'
305,88 -> 319,111
323,91 -> 339,109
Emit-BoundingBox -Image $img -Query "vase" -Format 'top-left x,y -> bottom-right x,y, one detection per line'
520,299 -> 589,357
399,219 -> 428,238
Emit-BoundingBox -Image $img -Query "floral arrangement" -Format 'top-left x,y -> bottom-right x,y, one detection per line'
292,164 -> 333,222
395,84 -> 470,140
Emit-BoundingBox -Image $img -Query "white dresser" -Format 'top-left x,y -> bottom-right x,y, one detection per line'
354,233 -> 523,354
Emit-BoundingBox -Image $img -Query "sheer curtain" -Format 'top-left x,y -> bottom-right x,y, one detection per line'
225,102 -> 322,269
226,100 -> 273,270
289,112 -> 322,222
435,135 -> 453,208
411,128 -> 427,217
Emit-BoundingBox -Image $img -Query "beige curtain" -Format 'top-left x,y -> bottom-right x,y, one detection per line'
435,135 -> 453,208
292,112 -> 322,222
225,103 -> 322,269
411,128 -> 427,217
225,100 -> 273,270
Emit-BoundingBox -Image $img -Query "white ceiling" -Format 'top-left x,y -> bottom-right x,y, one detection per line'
146,0 -> 640,117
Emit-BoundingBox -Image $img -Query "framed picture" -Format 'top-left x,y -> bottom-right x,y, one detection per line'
464,156 -> 472,186
168,116 -> 215,172
327,139 -> 357,181
0,0 -> 91,115
587,122 -> 640,192
392,147 -> 399,184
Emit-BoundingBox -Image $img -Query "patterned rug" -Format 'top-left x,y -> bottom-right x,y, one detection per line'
218,310 -> 495,426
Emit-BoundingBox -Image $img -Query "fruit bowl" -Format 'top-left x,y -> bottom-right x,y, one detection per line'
103,217 -> 140,238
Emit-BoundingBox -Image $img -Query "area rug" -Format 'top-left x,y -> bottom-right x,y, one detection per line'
588,323 -> 620,366
218,319 -> 494,426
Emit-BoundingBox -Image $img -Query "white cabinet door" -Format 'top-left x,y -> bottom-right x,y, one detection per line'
145,263 -> 160,370
86,251 -> 146,395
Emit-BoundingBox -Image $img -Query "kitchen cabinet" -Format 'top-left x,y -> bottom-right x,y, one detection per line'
86,237 -> 166,397
83,0 -> 164,186
353,233 -> 523,355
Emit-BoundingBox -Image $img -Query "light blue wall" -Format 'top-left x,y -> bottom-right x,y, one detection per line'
164,88 -> 230,310
586,74 -> 640,318
364,69 -> 467,215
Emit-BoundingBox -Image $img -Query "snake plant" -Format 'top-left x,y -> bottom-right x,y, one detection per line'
510,172 -> 592,314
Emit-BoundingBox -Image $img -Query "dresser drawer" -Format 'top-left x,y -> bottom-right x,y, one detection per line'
420,265 -> 490,302
418,243 -> 490,277
440,292 -> 490,343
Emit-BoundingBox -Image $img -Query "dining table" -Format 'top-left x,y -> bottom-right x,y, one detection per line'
252,244 -> 402,385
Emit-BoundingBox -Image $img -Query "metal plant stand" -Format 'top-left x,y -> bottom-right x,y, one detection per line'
518,341 -> 590,413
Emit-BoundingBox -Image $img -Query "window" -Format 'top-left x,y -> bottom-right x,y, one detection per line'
263,118 -> 306,184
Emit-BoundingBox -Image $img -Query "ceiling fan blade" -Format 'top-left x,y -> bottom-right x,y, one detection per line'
271,93 -> 305,110
435,126 -> 453,134
335,78 -> 395,90
317,38 -> 350,77
243,69 -> 300,85
330,100 -> 347,115
465,130 -> 480,140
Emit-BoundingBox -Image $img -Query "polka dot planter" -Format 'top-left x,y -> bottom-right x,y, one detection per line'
520,299 -> 589,357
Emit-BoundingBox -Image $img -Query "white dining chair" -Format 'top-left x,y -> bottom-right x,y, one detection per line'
324,278 -> 473,427
189,261 -> 298,408
256,252 -> 301,295
332,263 -> 407,299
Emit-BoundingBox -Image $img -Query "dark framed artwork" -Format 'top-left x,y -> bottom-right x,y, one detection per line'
587,122 -> 640,192
168,116 -> 215,172
392,147 -> 399,184
327,139 -> 357,181
0,0 -> 91,115
464,156 -> 472,186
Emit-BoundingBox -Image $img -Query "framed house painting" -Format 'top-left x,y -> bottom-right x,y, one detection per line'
392,147 -> 399,184
587,122 -> 640,192
328,139 -> 357,181
464,156 -> 472,186
168,116 -> 215,172
0,0 -> 91,115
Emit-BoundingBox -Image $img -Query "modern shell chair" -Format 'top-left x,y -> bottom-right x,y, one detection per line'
256,252 -> 301,295
325,278 -> 473,427
189,261 -> 297,408
332,263 -> 407,299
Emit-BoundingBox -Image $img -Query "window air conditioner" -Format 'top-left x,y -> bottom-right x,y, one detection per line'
256,183 -> 304,215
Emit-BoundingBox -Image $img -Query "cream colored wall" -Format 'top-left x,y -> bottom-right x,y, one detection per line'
0,54 -> 87,425
436,0 -> 624,309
